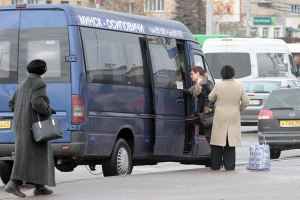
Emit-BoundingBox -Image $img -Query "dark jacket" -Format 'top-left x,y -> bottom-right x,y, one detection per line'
8,73 -> 56,186
183,79 -> 214,137
183,79 -> 214,113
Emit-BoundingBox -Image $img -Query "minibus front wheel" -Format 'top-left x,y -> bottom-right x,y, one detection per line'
102,138 -> 133,177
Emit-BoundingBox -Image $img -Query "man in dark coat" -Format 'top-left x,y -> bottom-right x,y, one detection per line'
4,59 -> 56,197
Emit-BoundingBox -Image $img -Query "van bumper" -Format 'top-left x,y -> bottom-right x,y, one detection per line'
0,131 -> 88,159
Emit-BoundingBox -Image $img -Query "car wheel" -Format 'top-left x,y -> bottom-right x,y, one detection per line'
102,138 -> 133,177
0,161 -> 13,185
270,149 -> 281,159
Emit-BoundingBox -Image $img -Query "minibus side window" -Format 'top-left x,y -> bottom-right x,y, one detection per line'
194,54 -> 213,83
81,27 -> 149,87
148,37 -> 181,89
0,29 -> 18,84
18,28 -> 70,83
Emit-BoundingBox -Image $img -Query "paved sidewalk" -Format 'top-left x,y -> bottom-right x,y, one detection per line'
1,157 -> 300,200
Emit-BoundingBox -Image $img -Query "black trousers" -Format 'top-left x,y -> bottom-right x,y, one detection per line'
210,137 -> 236,170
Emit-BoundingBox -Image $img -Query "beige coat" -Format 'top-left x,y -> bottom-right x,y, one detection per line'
208,79 -> 249,147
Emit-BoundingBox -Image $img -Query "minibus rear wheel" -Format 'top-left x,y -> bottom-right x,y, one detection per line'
102,138 -> 133,177
0,161 -> 13,185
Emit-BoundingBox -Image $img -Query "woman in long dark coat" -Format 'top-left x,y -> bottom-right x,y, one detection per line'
5,60 -> 56,197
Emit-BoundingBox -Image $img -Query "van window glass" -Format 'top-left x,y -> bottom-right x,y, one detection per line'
148,37 -> 181,89
289,54 -> 298,77
0,29 -> 18,83
242,81 -> 281,93
291,53 -> 300,73
194,54 -> 214,83
193,54 -> 204,68
122,33 -> 150,87
257,53 -> 288,77
81,27 -> 149,87
18,28 -> 70,83
205,53 -> 251,79
177,43 -> 187,89
294,80 -> 300,86
264,90 -> 300,110
287,80 -> 296,86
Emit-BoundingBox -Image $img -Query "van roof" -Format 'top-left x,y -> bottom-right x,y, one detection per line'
0,4 -> 196,42
287,43 -> 300,53
203,37 -> 287,45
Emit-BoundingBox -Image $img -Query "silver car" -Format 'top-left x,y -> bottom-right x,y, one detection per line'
241,78 -> 300,126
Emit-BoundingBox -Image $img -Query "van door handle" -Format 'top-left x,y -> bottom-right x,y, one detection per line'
176,99 -> 184,103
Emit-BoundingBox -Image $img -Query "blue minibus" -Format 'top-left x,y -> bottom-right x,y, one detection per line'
0,4 -> 213,184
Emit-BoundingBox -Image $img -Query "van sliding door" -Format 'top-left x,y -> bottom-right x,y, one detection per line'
146,36 -> 185,156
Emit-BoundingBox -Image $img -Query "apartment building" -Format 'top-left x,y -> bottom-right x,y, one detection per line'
249,0 -> 300,38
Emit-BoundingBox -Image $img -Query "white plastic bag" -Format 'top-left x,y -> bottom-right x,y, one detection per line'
246,141 -> 270,170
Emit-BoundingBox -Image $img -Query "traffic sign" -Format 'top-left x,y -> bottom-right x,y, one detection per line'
247,20 -> 254,28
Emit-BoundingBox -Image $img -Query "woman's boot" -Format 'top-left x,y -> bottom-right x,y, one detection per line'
4,179 -> 26,197
33,184 -> 53,195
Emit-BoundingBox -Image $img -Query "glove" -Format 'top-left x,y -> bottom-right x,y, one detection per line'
49,105 -> 56,115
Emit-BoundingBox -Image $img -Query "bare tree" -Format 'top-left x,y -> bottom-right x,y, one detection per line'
101,0 -> 149,16
173,0 -> 206,34
219,16 -> 246,37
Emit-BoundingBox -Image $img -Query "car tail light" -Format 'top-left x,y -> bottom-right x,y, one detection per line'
72,95 -> 85,123
258,109 -> 273,120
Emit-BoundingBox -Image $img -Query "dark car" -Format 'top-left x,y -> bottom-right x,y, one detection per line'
258,86 -> 300,159
241,78 -> 300,126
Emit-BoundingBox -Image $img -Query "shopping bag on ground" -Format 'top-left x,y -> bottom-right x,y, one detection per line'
246,140 -> 270,170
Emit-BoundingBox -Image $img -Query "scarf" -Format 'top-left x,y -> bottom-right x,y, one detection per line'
189,76 -> 206,98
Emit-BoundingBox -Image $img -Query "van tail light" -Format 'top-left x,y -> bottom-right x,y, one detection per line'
258,109 -> 273,120
72,95 -> 85,123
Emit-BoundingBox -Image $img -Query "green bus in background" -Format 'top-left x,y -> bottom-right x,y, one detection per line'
193,35 -> 230,48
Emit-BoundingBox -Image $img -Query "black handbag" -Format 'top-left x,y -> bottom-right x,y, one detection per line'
32,109 -> 63,143
199,111 -> 214,129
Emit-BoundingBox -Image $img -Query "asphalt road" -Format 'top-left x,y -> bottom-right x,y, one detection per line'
1,126 -> 300,199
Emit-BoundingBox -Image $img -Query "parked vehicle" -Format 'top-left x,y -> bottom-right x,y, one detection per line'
203,38 -> 299,83
258,86 -> 300,159
0,4 -> 213,184
241,78 -> 300,126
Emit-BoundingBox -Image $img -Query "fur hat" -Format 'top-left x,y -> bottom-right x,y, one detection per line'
27,59 -> 47,75
221,65 -> 235,79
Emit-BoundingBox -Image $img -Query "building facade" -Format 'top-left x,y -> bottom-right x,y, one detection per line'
248,0 -> 300,38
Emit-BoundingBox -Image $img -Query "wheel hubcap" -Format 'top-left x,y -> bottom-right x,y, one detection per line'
117,147 -> 129,175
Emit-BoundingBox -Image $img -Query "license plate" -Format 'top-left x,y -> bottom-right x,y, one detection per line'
280,120 -> 300,127
0,120 -> 11,129
249,100 -> 261,105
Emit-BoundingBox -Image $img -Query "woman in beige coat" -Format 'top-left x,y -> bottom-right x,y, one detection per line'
208,65 -> 249,170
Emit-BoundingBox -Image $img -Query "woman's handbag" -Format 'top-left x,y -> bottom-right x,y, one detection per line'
246,137 -> 270,170
199,111 -> 214,129
32,110 -> 63,143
